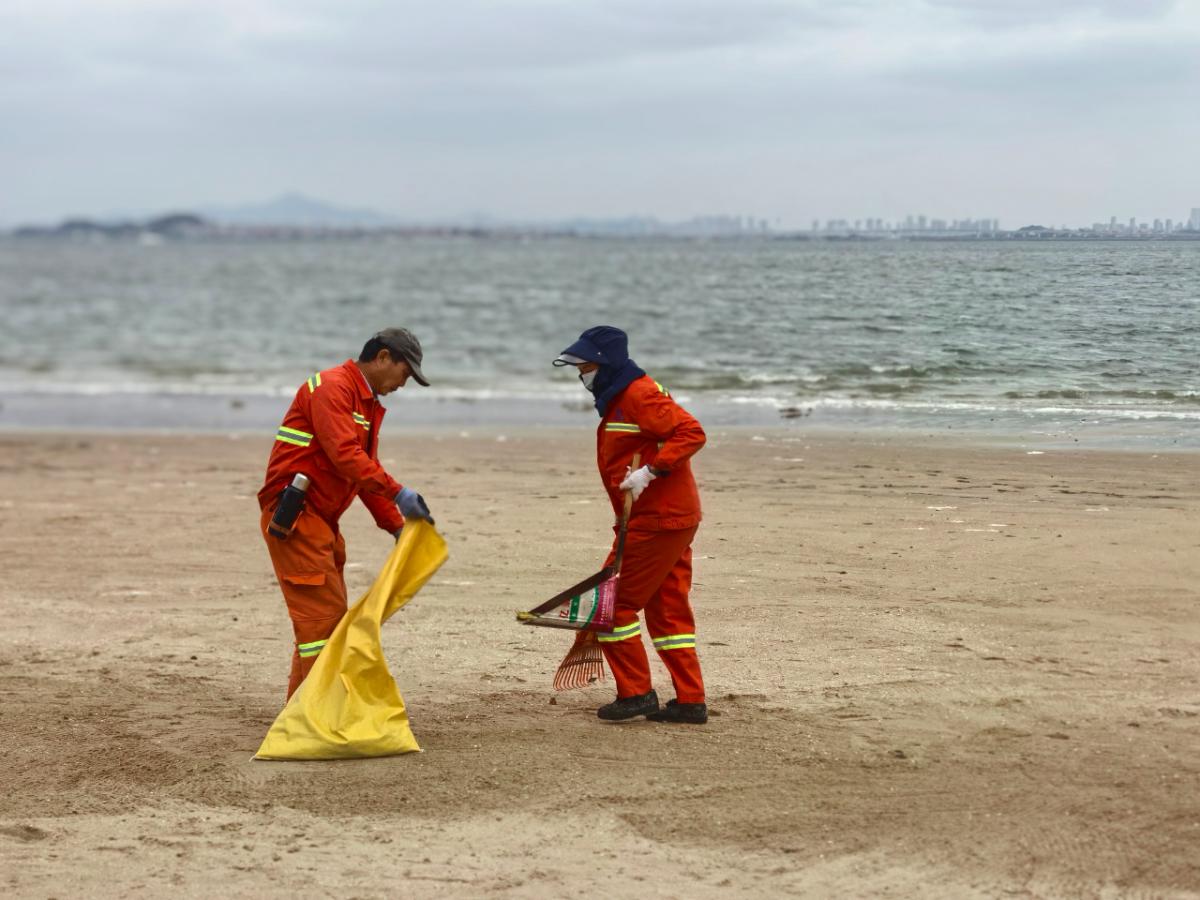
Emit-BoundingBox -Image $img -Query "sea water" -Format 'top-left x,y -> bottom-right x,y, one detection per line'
1,236 -> 1197,447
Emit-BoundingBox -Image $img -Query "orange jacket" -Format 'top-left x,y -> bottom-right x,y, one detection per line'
258,359 -> 404,534
597,375 -> 705,531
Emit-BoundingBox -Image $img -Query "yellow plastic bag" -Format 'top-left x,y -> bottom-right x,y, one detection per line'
255,520 -> 448,760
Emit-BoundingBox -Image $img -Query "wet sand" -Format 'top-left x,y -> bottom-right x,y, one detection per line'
1,428 -> 1197,898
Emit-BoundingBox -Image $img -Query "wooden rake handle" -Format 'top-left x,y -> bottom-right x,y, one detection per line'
613,452 -> 641,571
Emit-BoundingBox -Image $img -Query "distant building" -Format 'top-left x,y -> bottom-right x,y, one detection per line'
1190,208 -> 1200,230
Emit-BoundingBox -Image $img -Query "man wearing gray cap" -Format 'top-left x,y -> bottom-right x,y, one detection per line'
258,327 -> 435,700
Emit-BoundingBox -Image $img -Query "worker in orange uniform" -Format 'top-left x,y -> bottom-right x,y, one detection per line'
258,328 -> 435,700
554,325 -> 708,724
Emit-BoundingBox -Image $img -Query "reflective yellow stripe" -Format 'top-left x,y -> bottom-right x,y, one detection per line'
598,621 -> 641,643
653,632 -> 696,650
604,423 -> 640,433
297,638 -> 327,658
275,425 -> 313,447
654,381 -> 669,396
352,412 -> 370,430
306,372 -> 323,393
276,430 -> 313,446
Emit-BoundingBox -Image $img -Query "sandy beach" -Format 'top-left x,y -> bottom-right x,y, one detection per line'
1,427 -> 1197,899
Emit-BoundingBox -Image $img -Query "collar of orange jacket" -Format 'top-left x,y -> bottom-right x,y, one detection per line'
344,359 -> 376,400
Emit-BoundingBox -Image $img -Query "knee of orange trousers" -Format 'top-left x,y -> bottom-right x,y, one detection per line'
600,638 -> 653,699
640,554 -> 697,638
606,526 -> 697,617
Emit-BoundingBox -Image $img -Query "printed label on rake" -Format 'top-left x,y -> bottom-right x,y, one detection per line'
558,574 -> 617,629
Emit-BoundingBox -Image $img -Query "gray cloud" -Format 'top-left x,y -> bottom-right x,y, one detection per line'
927,0 -> 1179,27
1,0 -> 1198,226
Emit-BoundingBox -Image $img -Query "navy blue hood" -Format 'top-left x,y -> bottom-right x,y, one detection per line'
557,325 -> 645,417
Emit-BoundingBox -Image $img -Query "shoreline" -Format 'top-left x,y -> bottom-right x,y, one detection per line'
2,389 -> 1197,452
3,422 -> 1200,458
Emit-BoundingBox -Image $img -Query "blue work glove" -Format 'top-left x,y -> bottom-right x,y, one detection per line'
396,486 -> 435,524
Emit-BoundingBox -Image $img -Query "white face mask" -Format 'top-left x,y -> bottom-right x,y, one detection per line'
579,368 -> 598,392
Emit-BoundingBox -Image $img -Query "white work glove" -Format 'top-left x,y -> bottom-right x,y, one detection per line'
619,465 -> 656,502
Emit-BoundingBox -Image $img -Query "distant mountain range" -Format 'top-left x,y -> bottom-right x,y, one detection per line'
8,193 -> 772,235
201,192 -> 400,227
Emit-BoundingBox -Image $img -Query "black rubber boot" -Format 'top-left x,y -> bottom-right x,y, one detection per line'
646,698 -> 708,724
597,690 -> 659,721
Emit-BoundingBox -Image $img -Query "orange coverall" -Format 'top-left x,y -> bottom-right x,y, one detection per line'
594,375 -> 706,703
258,360 -> 405,698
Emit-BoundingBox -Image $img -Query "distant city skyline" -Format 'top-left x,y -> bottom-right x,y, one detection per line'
6,193 -> 1200,238
812,206 -> 1200,235
8,191 -> 1200,240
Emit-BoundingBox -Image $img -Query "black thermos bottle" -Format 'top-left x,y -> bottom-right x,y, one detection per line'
268,473 -> 310,539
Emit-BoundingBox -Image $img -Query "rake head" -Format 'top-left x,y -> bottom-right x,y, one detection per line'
553,630 -> 607,691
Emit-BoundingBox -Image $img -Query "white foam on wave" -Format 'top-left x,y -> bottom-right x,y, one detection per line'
794,395 -> 1200,422
3,369 -> 1197,425
0,373 -> 586,403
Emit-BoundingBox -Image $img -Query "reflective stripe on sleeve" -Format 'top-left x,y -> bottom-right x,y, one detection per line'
275,426 -> 314,447
597,621 -> 642,643
654,381 -> 670,396
652,633 -> 696,651
297,638 -> 327,658
603,423 -> 641,433
306,372 -> 323,393
352,412 -> 370,430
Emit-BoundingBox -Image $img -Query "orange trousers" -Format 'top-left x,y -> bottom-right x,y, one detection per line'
260,506 -> 348,699
599,526 -> 704,704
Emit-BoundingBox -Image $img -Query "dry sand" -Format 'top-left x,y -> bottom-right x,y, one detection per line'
0,427 -> 1197,899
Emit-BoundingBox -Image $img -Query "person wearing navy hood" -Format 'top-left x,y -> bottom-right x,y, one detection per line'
554,325 -> 709,724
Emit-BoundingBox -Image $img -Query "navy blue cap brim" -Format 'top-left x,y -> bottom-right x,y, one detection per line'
558,337 -> 606,365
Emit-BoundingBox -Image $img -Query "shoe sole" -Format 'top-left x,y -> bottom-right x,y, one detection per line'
597,708 -> 659,721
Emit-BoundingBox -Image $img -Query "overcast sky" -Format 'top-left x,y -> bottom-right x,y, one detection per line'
3,0 -> 1199,227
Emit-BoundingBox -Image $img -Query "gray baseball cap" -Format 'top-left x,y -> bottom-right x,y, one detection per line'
375,327 -> 429,386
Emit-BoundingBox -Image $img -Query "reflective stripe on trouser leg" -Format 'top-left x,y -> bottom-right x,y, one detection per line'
596,621 -> 641,643
652,633 -> 696,651
297,638 -> 327,658
597,616 -> 652,699
286,616 -> 341,699
598,526 -> 699,701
